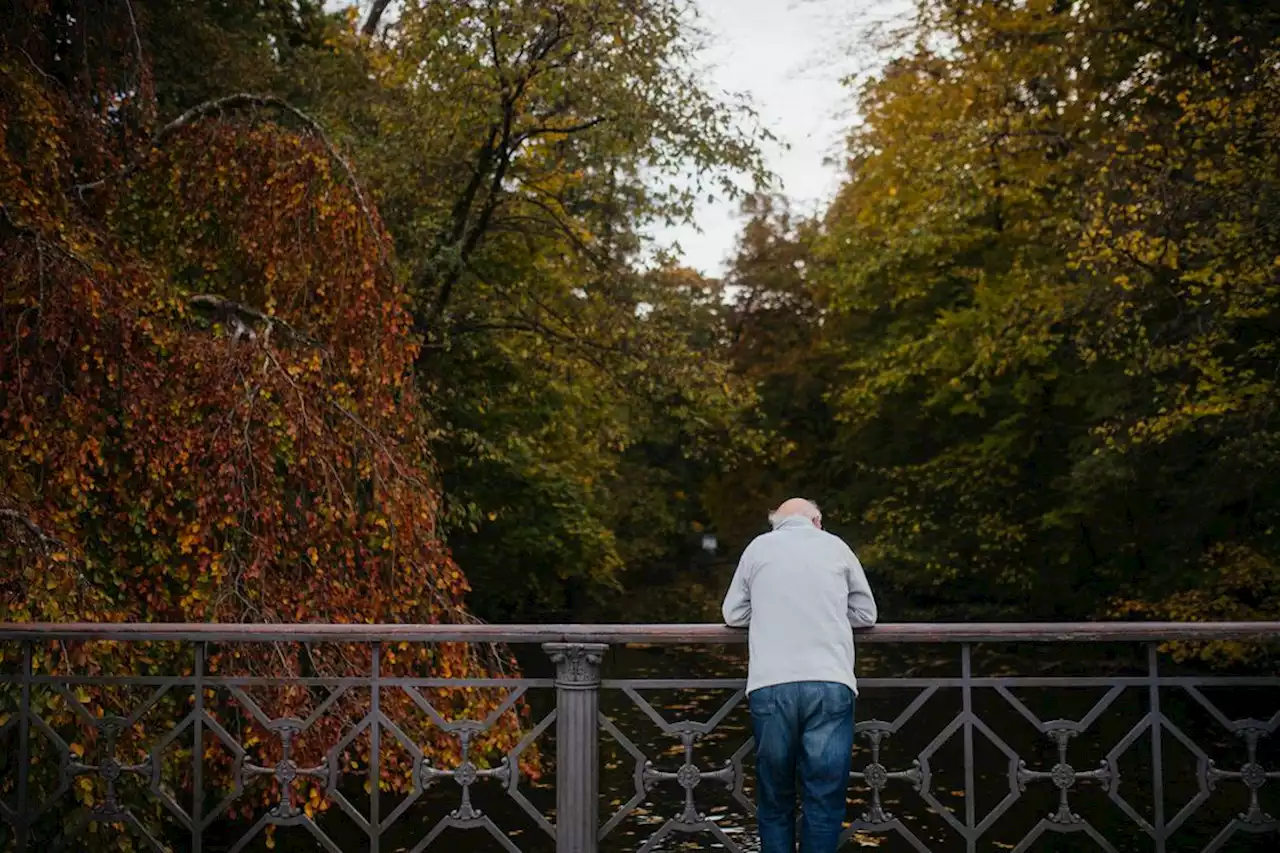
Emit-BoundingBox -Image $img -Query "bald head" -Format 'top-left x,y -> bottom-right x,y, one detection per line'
769,497 -> 822,530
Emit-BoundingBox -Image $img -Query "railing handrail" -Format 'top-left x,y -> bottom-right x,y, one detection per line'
0,620 -> 1278,643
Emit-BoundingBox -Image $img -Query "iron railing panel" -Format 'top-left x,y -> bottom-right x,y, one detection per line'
0,623 -> 1276,852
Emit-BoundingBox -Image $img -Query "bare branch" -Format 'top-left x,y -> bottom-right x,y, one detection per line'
419,8 -> 575,325
122,0 -> 145,79
362,0 -> 395,37
0,508 -> 68,553
188,293 -> 324,348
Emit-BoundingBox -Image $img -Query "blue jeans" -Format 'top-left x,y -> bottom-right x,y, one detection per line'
750,681 -> 855,853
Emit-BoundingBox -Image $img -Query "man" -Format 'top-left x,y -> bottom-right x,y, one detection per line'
721,498 -> 877,853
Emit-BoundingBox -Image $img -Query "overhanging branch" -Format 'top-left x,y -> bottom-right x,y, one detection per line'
0,508 -> 68,554
75,94 -> 385,263
187,294 -> 326,349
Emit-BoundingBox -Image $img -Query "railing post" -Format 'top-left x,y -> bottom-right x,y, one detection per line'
961,643 -> 976,853
369,643 -> 381,853
17,641 -> 32,853
192,643 -> 204,853
543,642 -> 606,853
1148,642 -> 1166,853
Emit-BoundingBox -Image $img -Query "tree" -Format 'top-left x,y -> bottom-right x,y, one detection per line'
805,0 -> 1280,632
1,2 -> 530,844
331,0 -> 770,618
1076,26 -> 1280,651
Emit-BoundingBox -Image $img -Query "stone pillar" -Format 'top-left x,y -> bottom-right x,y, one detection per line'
543,643 -> 606,853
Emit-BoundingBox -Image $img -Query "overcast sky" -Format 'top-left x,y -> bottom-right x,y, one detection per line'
647,0 -> 909,278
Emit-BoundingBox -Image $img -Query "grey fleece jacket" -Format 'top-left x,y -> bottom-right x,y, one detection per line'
721,516 -> 877,695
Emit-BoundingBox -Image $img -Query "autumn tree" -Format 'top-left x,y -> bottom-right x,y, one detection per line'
1,1 -> 531,845
8,0 -> 771,627
798,0 -> 1280,635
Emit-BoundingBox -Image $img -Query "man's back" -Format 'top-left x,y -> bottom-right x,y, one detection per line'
721,515 -> 877,695
721,499 -> 877,853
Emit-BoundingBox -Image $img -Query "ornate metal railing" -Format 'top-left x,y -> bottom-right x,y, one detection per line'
1,622 -> 1278,853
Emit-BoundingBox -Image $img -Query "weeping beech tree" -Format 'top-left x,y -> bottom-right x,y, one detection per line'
1,2 -> 532,842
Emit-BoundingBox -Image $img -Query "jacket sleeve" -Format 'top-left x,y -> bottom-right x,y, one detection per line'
844,544 -> 878,628
721,543 -> 755,628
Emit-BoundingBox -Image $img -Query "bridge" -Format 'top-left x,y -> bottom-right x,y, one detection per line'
1,622 -> 1278,852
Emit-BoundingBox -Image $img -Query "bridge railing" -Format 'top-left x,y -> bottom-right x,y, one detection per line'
0,622 -> 1278,853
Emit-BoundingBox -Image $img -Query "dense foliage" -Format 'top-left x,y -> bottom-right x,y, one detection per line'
2,0 -> 768,629
151,0 -> 770,620
706,0 -> 1280,658
0,3 -> 570,843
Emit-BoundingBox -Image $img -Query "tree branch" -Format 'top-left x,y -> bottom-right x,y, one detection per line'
74,94 -> 384,261
517,194 -> 609,268
427,103 -> 515,320
0,508 -> 68,553
187,293 -> 324,348
513,115 -> 607,145
418,7 -> 577,325
361,0 -> 395,37
1,202 -> 100,283
122,0 -> 146,79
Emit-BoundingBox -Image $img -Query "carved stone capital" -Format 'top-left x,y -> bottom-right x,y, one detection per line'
543,642 -> 607,688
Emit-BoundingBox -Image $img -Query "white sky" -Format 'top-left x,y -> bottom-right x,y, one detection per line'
647,0 -> 911,278
340,0 -> 910,278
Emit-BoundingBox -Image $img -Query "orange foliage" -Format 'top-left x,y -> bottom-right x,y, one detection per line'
0,4 -> 531,823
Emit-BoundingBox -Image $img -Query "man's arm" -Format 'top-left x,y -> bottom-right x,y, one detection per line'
844,545 -> 878,628
721,545 -> 755,628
